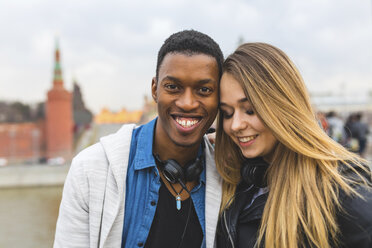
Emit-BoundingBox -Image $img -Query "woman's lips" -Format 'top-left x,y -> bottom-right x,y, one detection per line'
238,134 -> 258,146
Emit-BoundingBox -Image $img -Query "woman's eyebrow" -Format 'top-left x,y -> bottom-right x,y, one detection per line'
219,97 -> 248,106
238,97 -> 248,103
219,97 -> 248,107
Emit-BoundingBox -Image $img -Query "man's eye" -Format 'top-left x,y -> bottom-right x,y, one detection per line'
199,87 -> 212,94
165,84 -> 178,90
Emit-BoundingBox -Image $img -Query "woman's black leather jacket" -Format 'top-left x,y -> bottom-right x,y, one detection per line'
216,163 -> 372,248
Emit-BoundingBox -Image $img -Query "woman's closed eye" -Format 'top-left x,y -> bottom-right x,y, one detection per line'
221,110 -> 233,119
246,109 -> 255,115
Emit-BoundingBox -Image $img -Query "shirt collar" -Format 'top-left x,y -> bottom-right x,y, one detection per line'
133,118 -> 157,170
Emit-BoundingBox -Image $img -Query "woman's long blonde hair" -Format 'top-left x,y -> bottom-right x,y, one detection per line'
215,42 -> 369,248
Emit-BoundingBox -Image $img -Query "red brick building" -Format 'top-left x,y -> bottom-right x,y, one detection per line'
0,41 -> 73,164
0,122 -> 45,162
46,42 -> 73,159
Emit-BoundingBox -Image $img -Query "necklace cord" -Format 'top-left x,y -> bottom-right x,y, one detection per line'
168,180 -> 184,197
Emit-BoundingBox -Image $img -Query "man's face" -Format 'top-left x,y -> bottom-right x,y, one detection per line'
152,53 -> 219,148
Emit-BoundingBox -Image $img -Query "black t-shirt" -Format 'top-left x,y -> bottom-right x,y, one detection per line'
144,181 -> 203,248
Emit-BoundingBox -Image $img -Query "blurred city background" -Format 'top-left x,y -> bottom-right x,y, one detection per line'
0,0 -> 372,247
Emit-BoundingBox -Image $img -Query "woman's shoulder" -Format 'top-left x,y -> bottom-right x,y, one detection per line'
338,161 -> 371,182
337,180 -> 372,246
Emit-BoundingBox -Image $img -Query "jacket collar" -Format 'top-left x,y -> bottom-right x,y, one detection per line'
99,123 -> 136,247
133,118 -> 157,170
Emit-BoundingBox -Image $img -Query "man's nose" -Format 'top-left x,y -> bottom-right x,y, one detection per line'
175,89 -> 199,111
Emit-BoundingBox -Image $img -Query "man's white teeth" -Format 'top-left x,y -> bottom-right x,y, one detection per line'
176,118 -> 199,128
239,135 -> 256,142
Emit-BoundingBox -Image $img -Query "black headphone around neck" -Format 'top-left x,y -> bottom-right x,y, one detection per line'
241,157 -> 269,188
154,153 -> 204,185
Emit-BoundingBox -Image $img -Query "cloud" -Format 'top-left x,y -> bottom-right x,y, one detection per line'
0,0 -> 371,113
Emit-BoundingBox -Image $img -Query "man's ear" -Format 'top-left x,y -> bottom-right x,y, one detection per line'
151,77 -> 157,103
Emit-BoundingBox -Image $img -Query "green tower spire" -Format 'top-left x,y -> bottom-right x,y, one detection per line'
53,38 -> 63,85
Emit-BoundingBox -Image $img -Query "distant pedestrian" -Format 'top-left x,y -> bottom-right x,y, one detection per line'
353,113 -> 370,158
344,113 -> 359,153
326,111 -> 346,145
316,111 -> 329,133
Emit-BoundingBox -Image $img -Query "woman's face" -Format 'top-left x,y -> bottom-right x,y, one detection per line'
220,73 -> 277,161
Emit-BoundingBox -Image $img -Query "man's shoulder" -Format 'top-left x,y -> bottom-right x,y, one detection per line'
70,143 -> 109,176
74,142 -> 106,162
72,123 -> 137,166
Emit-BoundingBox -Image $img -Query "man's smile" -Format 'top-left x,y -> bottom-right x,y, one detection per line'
172,116 -> 202,130
174,116 -> 201,128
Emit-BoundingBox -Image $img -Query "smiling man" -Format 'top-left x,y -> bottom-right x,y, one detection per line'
54,30 -> 223,248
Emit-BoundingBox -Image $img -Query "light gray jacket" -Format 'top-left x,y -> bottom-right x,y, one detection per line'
54,124 -> 222,248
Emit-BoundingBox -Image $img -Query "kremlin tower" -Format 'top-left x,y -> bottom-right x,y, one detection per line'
46,40 -> 73,159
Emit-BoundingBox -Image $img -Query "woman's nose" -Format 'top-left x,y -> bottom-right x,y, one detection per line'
230,112 -> 247,132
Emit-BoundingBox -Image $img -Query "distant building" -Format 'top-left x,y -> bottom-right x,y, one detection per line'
0,122 -> 45,163
311,91 -> 372,113
72,80 -> 93,147
94,95 -> 157,125
0,40 -> 90,164
0,40 -> 161,164
95,108 -> 143,124
73,81 -> 93,127
138,95 -> 157,124
46,41 -> 73,159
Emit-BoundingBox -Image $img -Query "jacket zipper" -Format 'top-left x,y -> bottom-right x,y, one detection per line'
223,184 -> 254,248
223,210 -> 235,248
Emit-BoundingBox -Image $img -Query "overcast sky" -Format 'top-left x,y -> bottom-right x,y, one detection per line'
0,0 -> 371,113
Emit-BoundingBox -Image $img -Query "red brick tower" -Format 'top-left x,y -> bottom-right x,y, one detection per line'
46,40 -> 73,160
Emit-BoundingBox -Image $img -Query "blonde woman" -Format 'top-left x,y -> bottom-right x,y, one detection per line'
215,43 -> 372,248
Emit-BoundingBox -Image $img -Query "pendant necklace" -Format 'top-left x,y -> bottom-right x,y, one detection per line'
168,182 -> 184,210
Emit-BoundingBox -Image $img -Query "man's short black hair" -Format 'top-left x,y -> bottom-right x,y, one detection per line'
156,30 -> 224,80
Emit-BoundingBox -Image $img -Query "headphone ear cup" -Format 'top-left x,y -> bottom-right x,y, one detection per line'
241,164 -> 253,185
163,159 -> 185,184
184,157 -> 203,182
251,166 -> 267,188
241,164 -> 267,188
